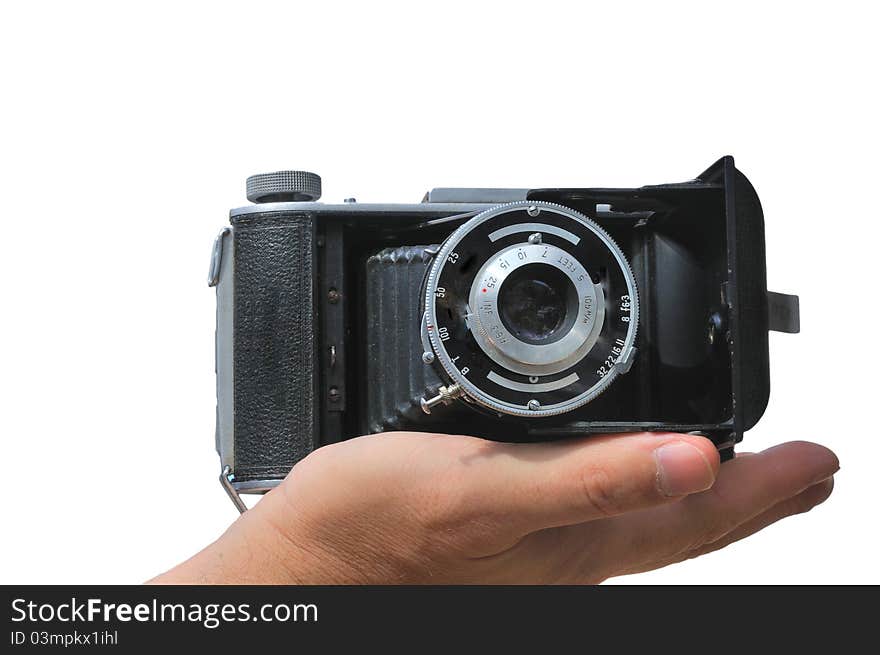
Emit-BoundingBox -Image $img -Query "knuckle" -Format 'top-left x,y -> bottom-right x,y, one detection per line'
579,466 -> 620,517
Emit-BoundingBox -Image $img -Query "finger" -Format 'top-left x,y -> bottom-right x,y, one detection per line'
675,440 -> 838,547
489,440 -> 838,580
449,432 -> 720,541
686,475 -> 835,559
599,440 -> 839,564
619,476 -> 836,576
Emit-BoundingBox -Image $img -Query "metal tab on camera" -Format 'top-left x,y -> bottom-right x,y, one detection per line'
220,466 -> 248,514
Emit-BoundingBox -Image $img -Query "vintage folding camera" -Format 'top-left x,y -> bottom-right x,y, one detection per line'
208,157 -> 799,511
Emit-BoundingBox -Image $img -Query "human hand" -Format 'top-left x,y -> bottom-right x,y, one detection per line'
151,432 -> 838,584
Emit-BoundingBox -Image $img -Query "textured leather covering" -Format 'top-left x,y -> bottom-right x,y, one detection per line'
231,211 -> 317,481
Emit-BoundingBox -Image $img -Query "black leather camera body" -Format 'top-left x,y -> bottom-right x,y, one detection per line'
209,157 -> 799,510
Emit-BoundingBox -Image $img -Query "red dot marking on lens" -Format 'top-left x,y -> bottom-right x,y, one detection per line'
482,288 -> 487,293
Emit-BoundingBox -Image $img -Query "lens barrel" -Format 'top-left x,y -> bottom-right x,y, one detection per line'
424,201 -> 639,417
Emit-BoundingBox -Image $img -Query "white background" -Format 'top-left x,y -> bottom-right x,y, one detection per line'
1,1 -> 877,584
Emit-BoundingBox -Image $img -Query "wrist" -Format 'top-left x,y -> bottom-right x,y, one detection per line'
150,490 -> 369,585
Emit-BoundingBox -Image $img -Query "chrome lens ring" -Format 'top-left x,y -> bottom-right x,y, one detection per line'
424,200 -> 639,418
467,242 -> 605,376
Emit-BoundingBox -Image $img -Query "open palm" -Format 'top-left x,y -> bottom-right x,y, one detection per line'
153,432 -> 837,584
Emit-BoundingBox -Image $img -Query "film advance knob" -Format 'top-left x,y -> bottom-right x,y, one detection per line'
246,170 -> 322,203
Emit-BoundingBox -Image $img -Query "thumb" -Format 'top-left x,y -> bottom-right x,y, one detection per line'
452,432 -> 719,541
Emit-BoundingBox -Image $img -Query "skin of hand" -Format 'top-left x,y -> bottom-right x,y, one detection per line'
151,432 -> 838,584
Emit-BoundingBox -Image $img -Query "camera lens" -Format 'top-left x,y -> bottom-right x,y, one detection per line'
428,201 -> 636,416
498,264 -> 578,345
